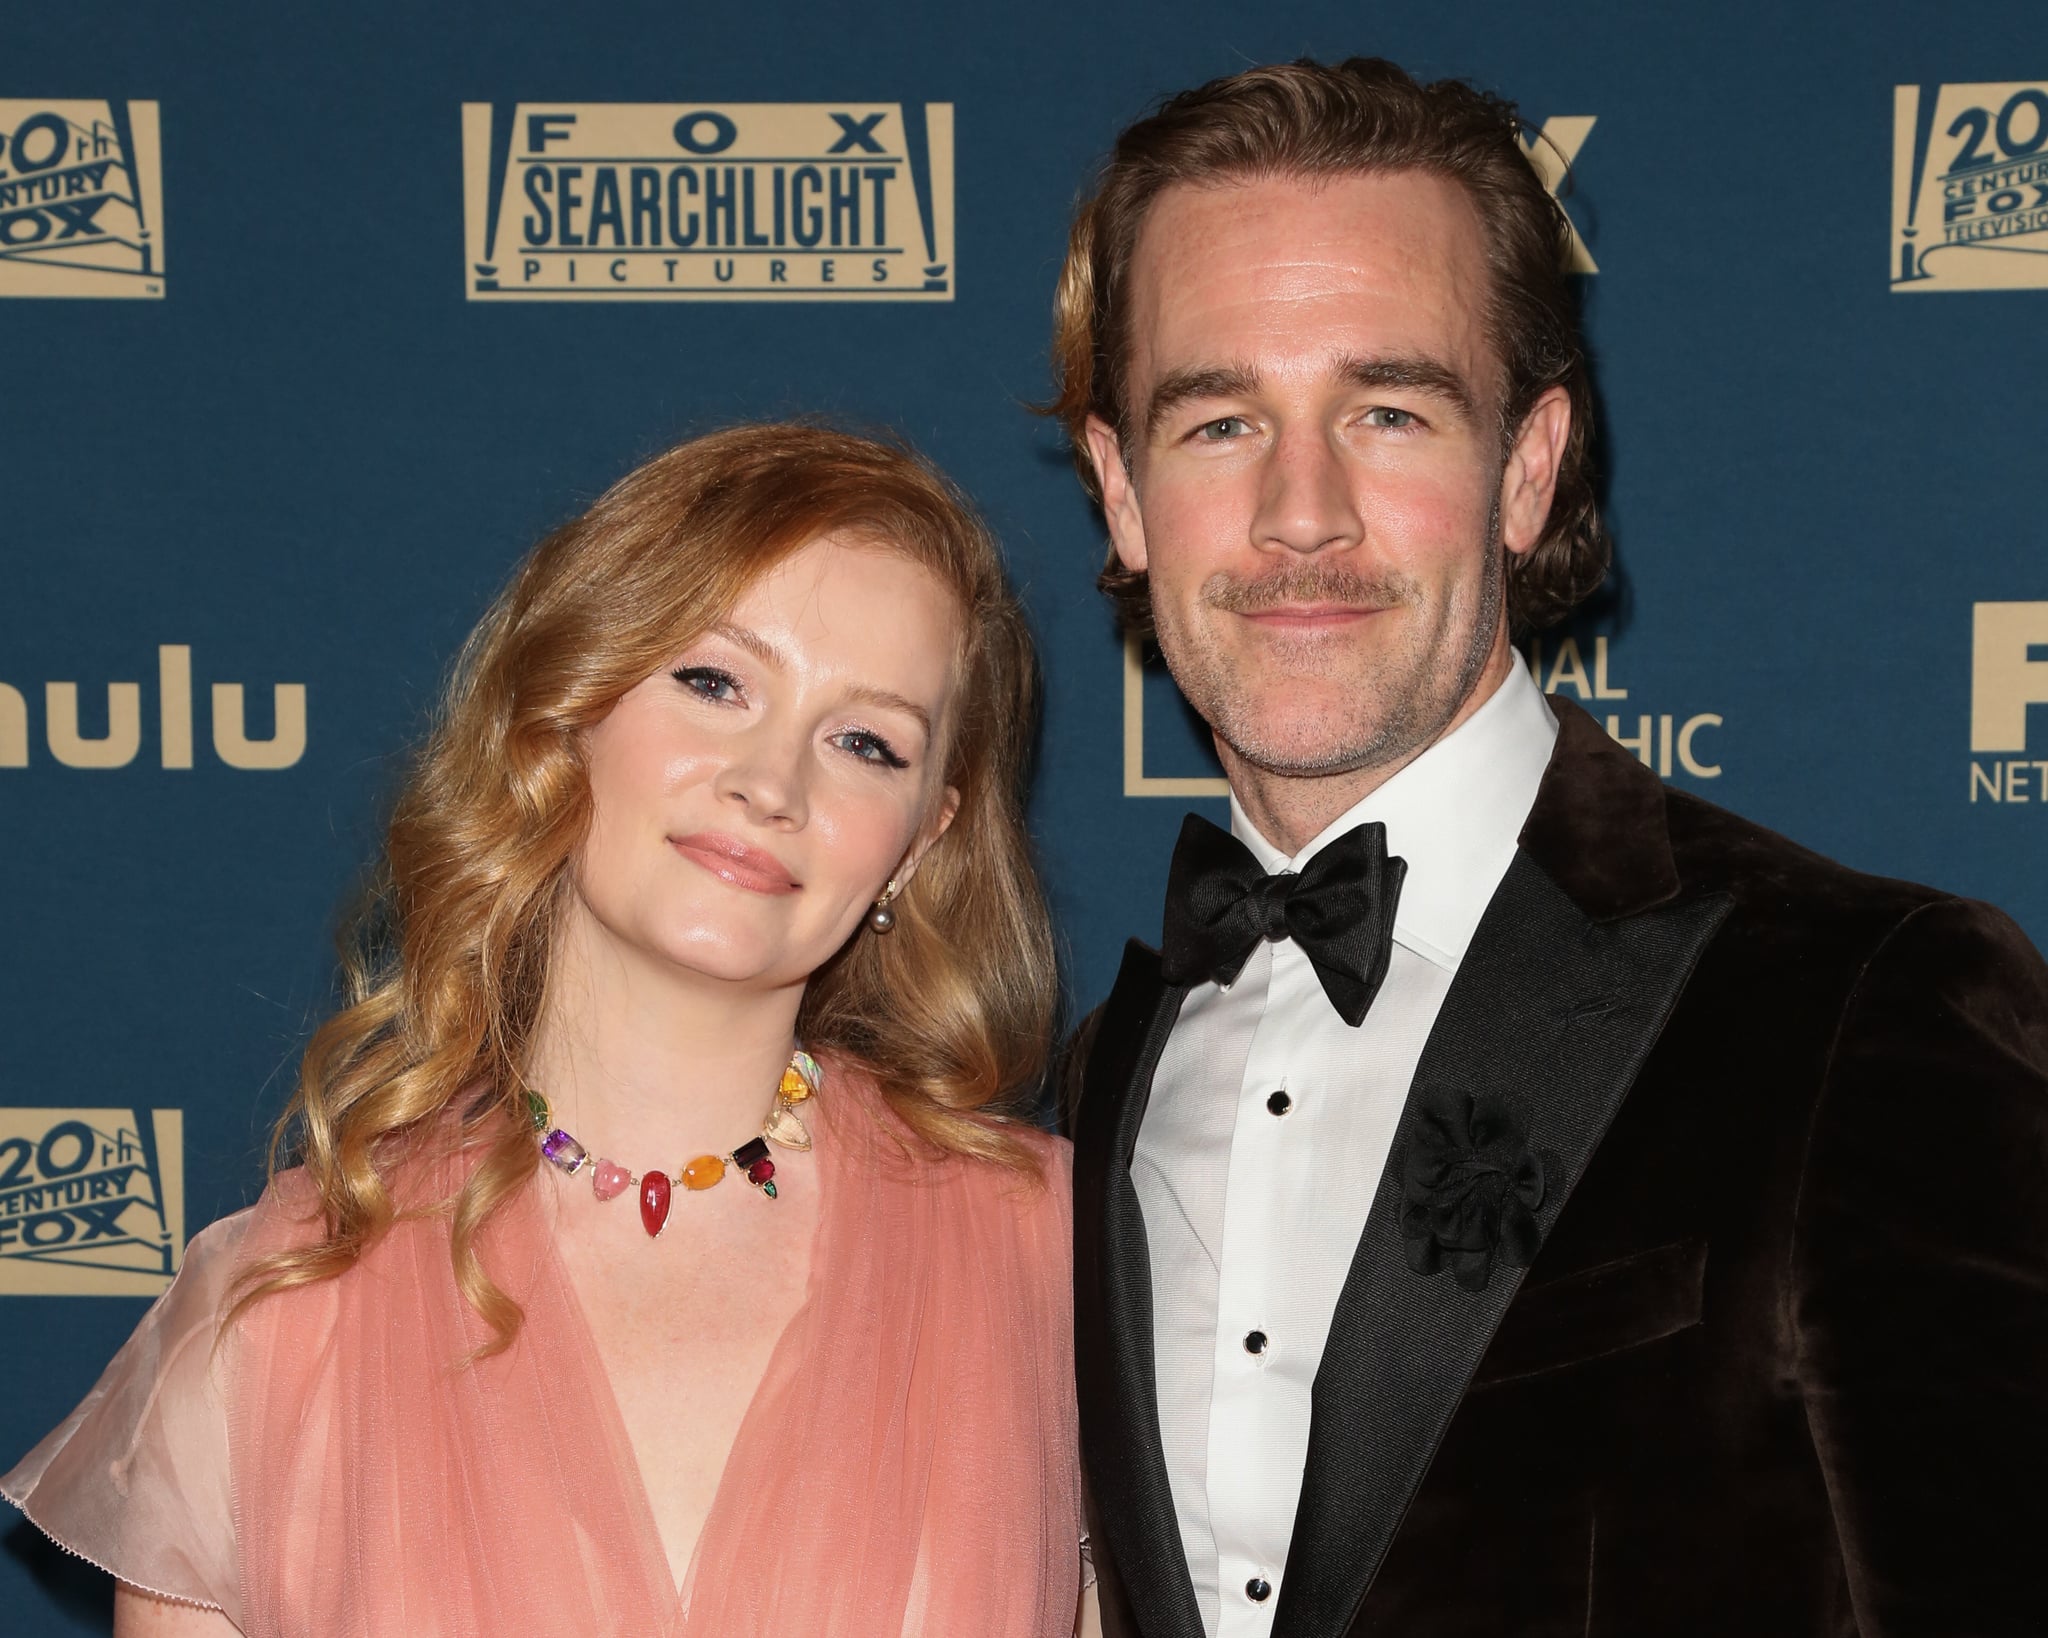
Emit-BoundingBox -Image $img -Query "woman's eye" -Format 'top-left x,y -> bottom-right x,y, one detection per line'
833,729 -> 909,770
672,666 -> 741,702
1193,416 -> 1252,442
1364,406 -> 1418,430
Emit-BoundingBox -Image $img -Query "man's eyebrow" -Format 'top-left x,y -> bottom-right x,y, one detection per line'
706,622 -> 932,737
1140,352 -> 1481,441
1143,363 -> 1261,440
1333,352 -> 1479,421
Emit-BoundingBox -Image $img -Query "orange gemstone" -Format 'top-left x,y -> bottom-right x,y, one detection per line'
779,1066 -> 813,1102
681,1154 -> 726,1191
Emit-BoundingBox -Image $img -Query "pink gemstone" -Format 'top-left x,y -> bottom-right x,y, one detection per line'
591,1158 -> 632,1202
639,1170 -> 672,1238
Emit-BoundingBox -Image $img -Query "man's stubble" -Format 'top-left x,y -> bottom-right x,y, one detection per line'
1150,494 -> 1507,787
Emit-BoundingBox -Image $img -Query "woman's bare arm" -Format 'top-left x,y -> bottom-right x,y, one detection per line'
114,1586 -> 240,1637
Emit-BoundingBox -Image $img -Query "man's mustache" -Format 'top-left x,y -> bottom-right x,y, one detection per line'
1200,562 -> 1414,614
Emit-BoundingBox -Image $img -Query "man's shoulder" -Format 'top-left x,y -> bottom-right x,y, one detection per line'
1658,782 -> 1948,926
1649,782 -> 2048,1016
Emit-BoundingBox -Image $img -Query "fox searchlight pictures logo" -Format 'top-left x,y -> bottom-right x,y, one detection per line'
463,102 -> 954,300
0,99 -> 164,298
1894,81 -> 2048,290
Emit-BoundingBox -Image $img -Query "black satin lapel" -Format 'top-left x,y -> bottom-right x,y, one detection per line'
1073,940 -> 1206,1638
1272,854 -> 1732,1638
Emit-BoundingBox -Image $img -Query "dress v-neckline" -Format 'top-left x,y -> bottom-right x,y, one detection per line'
538,1149 -> 832,1621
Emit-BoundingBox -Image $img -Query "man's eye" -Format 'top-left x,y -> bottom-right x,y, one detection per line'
1193,416 -> 1252,441
672,666 -> 741,702
1364,407 -> 1418,430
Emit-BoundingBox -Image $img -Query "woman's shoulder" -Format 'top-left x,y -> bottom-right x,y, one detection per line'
0,1193 -> 278,1621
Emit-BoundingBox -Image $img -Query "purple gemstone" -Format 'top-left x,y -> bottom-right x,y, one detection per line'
541,1129 -> 588,1173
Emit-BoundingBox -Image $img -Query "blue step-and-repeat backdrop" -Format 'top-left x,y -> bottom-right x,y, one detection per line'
4,2 -> 2043,1628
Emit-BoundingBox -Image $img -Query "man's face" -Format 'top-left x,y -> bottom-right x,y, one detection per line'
1087,170 -> 1567,789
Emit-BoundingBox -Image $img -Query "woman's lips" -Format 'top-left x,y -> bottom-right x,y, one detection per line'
668,832 -> 799,894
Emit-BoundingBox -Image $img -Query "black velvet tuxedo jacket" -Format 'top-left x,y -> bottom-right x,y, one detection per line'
1071,697 -> 2048,1638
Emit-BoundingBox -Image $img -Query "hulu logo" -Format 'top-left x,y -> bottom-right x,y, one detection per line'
0,645 -> 305,770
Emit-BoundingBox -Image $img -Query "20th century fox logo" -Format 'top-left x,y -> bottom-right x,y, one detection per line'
1893,82 -> 2048,291
463,102 -> 954,300
0,100 -> 164,298
0,1109 -> 184,1295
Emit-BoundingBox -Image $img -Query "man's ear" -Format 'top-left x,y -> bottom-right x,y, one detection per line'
1499,386 -> 1572,559
1084,414 -> 1148,573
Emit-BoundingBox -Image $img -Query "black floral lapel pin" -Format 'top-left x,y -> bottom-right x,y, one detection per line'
1399,1087 -> 1558,1292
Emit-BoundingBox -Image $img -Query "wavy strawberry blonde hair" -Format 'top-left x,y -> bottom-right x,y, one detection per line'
236,423 -> 1055,1349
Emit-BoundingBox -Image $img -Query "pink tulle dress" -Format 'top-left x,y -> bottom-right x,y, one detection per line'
1,1071 -> 1081,1636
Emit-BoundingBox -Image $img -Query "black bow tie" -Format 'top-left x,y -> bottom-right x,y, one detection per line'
1159,813 -> 1407,1027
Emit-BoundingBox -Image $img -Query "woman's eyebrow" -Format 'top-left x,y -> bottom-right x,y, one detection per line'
710,620 -> 784,667
845,686 -> 931,736
710,622 -> 931,735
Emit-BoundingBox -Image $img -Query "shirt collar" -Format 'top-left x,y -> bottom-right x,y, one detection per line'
1228,652 -> 1558,972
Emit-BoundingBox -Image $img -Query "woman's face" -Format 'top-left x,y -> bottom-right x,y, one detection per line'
571,534 -> 963,993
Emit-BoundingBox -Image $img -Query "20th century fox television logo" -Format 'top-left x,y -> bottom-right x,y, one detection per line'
463,102 -> 954,300
1893,82 -> 2048,291
0,1109 -> 185,1295
0,100 -> 164,298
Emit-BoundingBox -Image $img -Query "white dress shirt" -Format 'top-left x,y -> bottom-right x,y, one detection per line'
1130,654 -> 1558,1636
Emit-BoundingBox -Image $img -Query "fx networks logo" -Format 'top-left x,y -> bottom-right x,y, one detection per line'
0,100 -> 164,298
1893,82 -> 2048,290
463,102 -> 953,300
0,1108 -> 184,1295
1969,601 -> 2048,803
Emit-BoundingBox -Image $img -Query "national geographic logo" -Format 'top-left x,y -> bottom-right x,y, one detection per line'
1118,631 -> 1722,798
463,102 -> 954,300
1969,601 -> 2048,803
0,1109 -> 184,1295
0,100 -> 164,299
1,644 -> 307,771
1893,82 -> 2048,291
1527,634 -> 1725,780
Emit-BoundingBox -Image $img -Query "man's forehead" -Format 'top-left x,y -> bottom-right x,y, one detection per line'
1123,170 -> 1495,391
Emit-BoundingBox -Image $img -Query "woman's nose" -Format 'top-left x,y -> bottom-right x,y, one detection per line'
711,728 -> 809,828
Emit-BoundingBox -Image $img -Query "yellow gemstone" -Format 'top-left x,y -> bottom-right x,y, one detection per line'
681,1154 -> 726,1191
779,1066 -> 813,1103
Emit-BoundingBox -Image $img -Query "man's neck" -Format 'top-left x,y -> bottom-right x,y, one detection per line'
1224,643 -> 1516,857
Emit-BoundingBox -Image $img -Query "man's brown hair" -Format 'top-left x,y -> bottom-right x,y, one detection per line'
1048,56 -> 1609,635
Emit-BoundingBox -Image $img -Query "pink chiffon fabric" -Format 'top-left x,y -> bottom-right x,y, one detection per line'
2,1071 -> 1081,1636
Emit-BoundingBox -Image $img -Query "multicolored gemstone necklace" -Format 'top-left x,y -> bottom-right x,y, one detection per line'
525,1048 -> 820,1237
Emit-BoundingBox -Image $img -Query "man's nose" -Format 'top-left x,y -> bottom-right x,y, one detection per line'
1249,424 -> 1365,555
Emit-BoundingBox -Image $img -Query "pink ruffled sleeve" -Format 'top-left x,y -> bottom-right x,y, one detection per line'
1,1205 -> 256,1625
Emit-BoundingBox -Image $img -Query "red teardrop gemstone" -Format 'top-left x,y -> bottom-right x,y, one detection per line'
639,1170 -> 672,1237
746,1158 -> 775,1186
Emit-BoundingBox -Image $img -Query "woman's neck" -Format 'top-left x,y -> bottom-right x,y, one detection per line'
523,917 -> 807,1162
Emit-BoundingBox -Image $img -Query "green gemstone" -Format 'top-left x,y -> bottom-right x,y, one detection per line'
523,1088 -> 550,1132
761,1180 -> 778,1199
